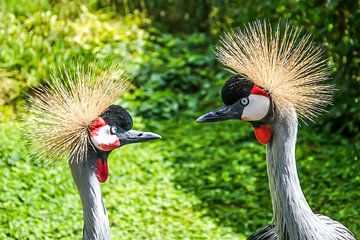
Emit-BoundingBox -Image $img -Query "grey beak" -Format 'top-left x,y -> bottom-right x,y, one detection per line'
196,104 -> 243,123
119,130 -> 161,145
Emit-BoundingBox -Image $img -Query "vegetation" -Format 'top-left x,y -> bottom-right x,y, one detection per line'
0,0 -> 359,239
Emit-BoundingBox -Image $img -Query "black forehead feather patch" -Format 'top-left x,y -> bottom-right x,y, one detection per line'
100,105 -> 133,131
221,75 -> 254,105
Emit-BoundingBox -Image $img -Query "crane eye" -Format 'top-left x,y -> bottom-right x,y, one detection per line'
110,126 -> 118,134
240,97 -> 249,106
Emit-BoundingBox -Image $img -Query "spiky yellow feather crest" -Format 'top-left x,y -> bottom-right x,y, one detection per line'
217,21 -> 334,121
27,62 -> 130,163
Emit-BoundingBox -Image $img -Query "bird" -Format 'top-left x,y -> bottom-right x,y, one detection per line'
26,63 -> 161,239
196,21 -> 355,240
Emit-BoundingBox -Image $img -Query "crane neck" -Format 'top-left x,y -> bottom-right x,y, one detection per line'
70,150 -> 110,240
266,108 -> 321,240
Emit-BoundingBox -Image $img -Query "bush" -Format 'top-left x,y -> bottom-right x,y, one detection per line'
0,1 -> 148,121
95,0 -> 360,139
127,31 -> 229,119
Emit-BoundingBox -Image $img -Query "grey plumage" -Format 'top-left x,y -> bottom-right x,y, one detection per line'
249,108 -> 355,240
248,224 -> 276,240
70,150 -> 110,240
248,215 -> 355,240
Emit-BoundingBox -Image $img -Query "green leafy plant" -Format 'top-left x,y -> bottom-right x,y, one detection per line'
0,1 -> 148,121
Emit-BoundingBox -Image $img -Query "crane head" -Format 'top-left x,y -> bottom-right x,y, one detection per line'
89,105 -> 161,182
196,75 -> 273,144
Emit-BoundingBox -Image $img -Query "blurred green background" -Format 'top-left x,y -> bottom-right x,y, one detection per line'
0,0 -> 359,239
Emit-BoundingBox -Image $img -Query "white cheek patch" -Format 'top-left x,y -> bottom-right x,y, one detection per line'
90,125 -> 120,151
242,94 -> 270,121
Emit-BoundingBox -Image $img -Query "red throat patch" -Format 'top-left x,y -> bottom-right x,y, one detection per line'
253,124 -> 272,144
95,158 -> 108,183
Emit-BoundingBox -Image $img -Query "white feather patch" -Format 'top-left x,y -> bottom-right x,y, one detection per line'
90,125 -> 119,151
242,94 -> 270,121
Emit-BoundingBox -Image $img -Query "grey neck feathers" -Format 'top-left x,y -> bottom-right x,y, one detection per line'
267,108 -> 324,240
70,150 -> 110,240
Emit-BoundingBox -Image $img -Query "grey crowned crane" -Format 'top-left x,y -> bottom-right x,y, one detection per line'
197,21 -> 355,240
27,64 -> 161,240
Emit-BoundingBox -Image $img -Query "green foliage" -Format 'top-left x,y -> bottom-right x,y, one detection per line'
0,0 -> 147,121
127,32 -> 228,119
0,1 -> 359,239
0,122 -> 82,238
1,120 -> 359,238
2,0 -> 359,139
152,120 -> 360,237
98,0 -> 360,139
0,122 -> 243,239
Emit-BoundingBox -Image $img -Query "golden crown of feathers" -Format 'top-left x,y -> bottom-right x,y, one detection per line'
216,20 -> 334,121
27,63 -> 130,163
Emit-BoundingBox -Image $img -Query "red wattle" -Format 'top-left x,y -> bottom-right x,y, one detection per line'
95,158 -> 108,183
253,124 -> 272,144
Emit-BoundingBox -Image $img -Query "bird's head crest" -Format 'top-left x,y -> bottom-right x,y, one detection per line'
27,62 -> 130,164
197,20 -> 334,144
217,20 -> 333,122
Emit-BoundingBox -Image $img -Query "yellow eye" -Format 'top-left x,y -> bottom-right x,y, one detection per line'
240,97 -> 249,106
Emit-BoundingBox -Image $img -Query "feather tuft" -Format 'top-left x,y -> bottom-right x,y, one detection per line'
26,62 -> 130,163
217,20 -> 334,122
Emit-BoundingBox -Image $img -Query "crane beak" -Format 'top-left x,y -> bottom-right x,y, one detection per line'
196,104 -> 243,123
118,130 -> 161,145
94,130 -> 161,184
196,104 -> 273,145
